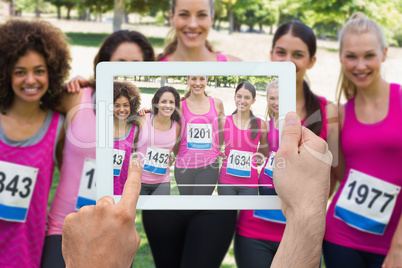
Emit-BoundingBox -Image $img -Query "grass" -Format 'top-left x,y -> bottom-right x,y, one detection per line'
65,32 -> 165,50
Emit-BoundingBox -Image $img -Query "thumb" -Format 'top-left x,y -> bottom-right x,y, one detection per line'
278,112 -> 302,158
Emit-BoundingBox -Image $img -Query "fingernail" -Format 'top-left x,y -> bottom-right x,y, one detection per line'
285,112 -> 298,125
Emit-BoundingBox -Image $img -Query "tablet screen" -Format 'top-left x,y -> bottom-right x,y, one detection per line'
97,62 -> 295,209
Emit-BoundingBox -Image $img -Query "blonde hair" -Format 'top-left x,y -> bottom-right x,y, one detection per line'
155,0 -> 215,61
336,12 -> 386,102
265,79 -> 279,120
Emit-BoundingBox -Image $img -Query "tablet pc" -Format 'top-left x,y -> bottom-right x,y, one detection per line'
96,62 -> 295,209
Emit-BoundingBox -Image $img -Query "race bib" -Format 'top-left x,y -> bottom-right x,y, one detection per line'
143,147 -> 170,175
113,149 -> 126,176
226,149 -> 252,178
254,209 -> 286,224
335,169 -> 400,235
264,151 -> 276,177
76,158 -> 96,210
0,160 -> 38,222
187,123 -> 212,150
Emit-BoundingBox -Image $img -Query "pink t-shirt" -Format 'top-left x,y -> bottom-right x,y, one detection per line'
113,124 -> 137,195
219,115 -> 262,187
136,113 -> 177,184
47,87 -> 96,236
237,96 -> 329,242
159,52 -> 228,62
325,83 -> 402,255
0,112 -> 61,267
176,97 -> 220,169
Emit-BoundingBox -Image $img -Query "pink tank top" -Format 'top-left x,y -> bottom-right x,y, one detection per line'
113,124 -> 137,195
219,115 -> 262,187
237,96 -> 329,242
176,97 -> 220,168
47,87 -> 96,236
137,113 -> 177,184
325,83 -> 402,255
259,118 -> 279,187
0,112 -> 60,267
159,52 -> 228,62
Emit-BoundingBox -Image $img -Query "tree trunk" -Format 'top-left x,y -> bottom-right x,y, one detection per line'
57,6 -> 61,19
66,4 -> 73,20
229,8 -> 234,34
113,0 -> 124,32
35,0 -> 40,18
10,0 -> 15,16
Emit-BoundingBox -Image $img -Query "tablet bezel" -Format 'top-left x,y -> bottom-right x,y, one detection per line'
96,62 -> 295,209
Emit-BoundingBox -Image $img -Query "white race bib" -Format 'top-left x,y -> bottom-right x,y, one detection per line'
0,160 -> 38,222
335,169 -> 400,235
187,123 -> 212,150
113,149 -> 126,176
264,151 -> 276,177
143,147 -> 170,175
226,149 -> 252,178
254,209 -> 286,224
76,158 -> 96,210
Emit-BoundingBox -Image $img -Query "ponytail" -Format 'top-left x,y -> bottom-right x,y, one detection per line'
302,80 -> 323,136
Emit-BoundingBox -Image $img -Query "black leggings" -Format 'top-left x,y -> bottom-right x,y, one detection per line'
41,235 -> 65,268
234,233 -> 280,268
174,159 -> 219,195
142,210 -> 237,268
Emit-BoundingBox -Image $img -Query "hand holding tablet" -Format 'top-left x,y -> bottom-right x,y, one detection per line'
62,158 -> 142,268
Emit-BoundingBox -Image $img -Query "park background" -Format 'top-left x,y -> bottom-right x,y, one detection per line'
1,0 -> 402,267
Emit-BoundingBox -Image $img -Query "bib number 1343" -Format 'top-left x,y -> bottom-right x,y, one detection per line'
0,160 -> 38,222
335,169 -> 400,235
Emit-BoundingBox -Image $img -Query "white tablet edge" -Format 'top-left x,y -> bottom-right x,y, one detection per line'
96,61 -> 296,209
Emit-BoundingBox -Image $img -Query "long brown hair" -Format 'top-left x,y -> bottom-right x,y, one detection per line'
273,21 -> 323,136
232,82 -> 259,140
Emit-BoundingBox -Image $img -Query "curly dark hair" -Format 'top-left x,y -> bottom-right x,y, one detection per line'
113,81 -> 141,122
93,30 -> 155,79
151,86 -> 181,124
0,20 -> 71,113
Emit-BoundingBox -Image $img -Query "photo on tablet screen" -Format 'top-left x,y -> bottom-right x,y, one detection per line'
97,62 -> 295,209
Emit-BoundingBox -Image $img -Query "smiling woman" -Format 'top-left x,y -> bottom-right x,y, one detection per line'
156,0 -> 241,61
0,20 -> 69,267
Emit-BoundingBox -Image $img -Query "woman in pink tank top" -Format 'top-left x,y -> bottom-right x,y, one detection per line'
0,20 -> 69,268
141,1 -> 244,267
218,81 -> 268,195
235,21 -> 336,268
323,13 -> 402,268
136,86 -> 181,195
43,30 -> 155,268
113,81 -> 141,195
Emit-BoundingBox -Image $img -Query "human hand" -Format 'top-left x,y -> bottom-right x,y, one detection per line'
138,108 -> 150,116
62,158 -> 142,268
168,155 -> 176,166
64,75 -> 88,93
382,243 -> 402,268
273,112 -> 332,219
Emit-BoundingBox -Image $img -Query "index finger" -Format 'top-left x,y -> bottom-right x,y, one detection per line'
118,158 -> 142,215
